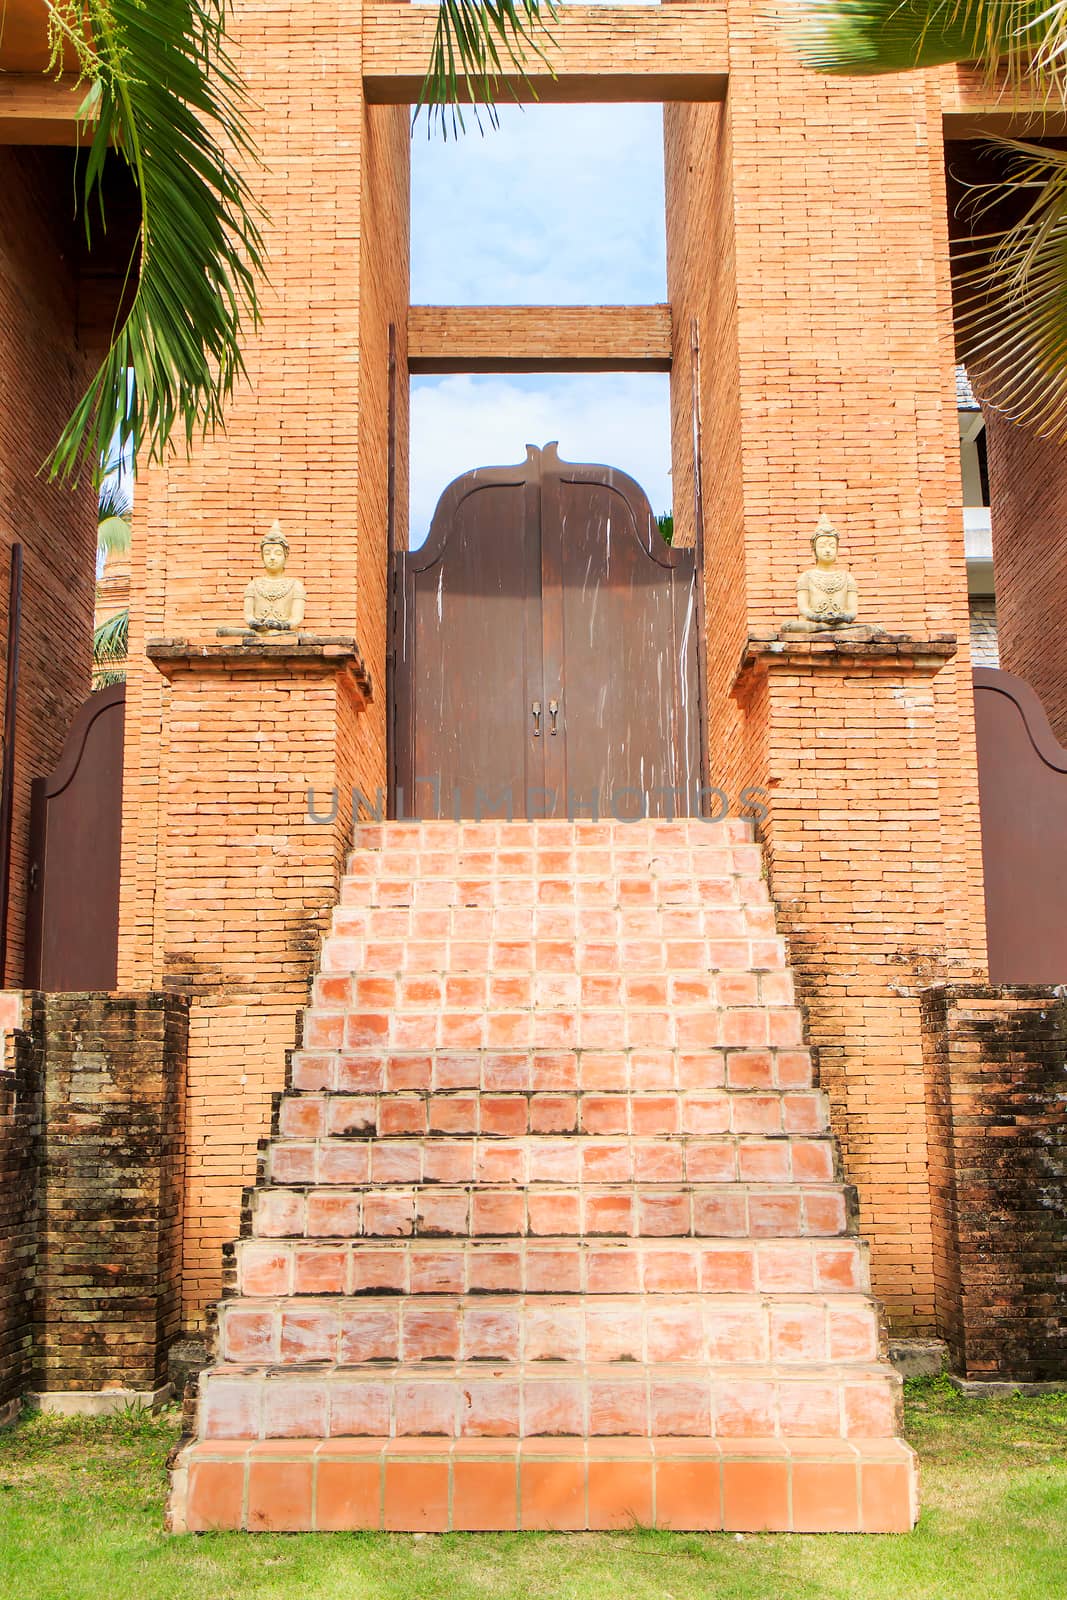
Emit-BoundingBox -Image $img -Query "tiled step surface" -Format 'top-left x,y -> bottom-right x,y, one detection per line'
266,1132 -> 838,1187
169,820 -> 917,1532
232,1235 -> 874,1299
171,1435 -> 919,1534
275,1086 -> 831,1138
249,1181 -> 852,1240
198,1359 -> 901,1441
216,1292 -> 882,1367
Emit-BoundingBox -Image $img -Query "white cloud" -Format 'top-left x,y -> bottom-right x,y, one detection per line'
411,102 -> 666,305
409,372 -> 672,544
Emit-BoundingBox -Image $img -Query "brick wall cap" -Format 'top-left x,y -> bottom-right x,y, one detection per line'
923,982 -> 1067,1002
735,631 -> 957,687
146,636 -> 372,700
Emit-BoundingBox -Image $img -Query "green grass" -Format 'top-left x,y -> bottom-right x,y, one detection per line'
0,1378 -> 1064,1600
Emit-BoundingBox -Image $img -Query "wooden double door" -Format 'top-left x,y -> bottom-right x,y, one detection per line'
391,443 -> 703,820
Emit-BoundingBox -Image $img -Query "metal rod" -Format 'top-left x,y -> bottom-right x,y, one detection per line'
0,543 -> 24,983
689,318 -> 711,811
386,321 -> 398,819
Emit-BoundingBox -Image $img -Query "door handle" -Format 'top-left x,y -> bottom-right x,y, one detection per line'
548,698 -> 560,735
532,700 -> 542,736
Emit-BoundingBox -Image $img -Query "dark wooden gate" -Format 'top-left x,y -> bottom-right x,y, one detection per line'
391,443 -> 703,820
974,666 -> 1067,983
25,683 -> 125,990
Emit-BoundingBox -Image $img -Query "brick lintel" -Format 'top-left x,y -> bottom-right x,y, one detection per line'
363,5 -> 729,105
408,305 -> 672,374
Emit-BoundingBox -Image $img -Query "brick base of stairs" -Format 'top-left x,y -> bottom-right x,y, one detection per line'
168,821 -> 918,1533
170,1435 -> 917,1533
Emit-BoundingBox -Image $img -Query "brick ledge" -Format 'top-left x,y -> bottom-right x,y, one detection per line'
735,630 -> 956,687
146,635 -> 372,701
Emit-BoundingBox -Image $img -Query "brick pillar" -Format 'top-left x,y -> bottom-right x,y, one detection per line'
667,6 -> 988,1328
922,985 -> 1067,1380
32,992 -> 188,1396
117,1 -> 410,1323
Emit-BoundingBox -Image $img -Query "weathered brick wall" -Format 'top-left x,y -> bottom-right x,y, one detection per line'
0,148 -> 97,983
985,411 -> 1067,742
0,994 -> 40,1415
34,991 -> 188,1393
922,985 -> 1067,1380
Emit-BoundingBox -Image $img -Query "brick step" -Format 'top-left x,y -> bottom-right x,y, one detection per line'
216,1292 -> 881,1368
266,1133 -> 838,1189
323,918 -> 784,975
232,1234 -> 872,1299
171,1433 -> 918,1534
345,833 -> 762,874
339,876 -> 771,914
313,969 -> 795,1011
351,818 -> 756,850
290,1047 -> 814,1095
196,1359 -> 901,1441
249,1181 -> 852,1241
275,1087 -> 830,1140
302,1004 -> 804,1056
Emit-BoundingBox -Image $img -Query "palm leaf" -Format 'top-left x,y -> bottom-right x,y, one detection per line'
93,606 -> 129,665
420,0 -> 558,136
45,0 -> 266,481
791,0 -> 1067,101
954,139 -> 1067,433
97,472 -> 133,524
792,0 -> 1067,432
97,513 -> 131,560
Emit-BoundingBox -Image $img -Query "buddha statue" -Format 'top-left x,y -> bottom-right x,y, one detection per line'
782,515 -> 859,633
243,524 -> 306,632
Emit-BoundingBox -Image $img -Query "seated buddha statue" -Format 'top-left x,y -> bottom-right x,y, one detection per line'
244,524 -> 306,632
782,515 -> 859,633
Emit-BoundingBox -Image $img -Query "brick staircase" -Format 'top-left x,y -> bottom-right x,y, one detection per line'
168,820 -> 918,1533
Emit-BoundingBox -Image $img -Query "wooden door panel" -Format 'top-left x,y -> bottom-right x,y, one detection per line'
393,454 -> 543,819
541,450 -> 701,818
392,444 -> 703,821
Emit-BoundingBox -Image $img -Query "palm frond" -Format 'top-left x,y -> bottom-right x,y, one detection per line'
791,0 -> 1067,102
46,0 -> 266,481
420,0 -> 558,137
955,139 -> 1067,434
97,473 -> 133,524
93,606 -> 129,665
97,513 -> 131,560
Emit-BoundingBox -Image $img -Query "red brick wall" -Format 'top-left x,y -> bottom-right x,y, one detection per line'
0,990 -> 187,1406
985,410 -> 1067,744
922,985 -> 1067,1380
33,991 -> 188,1393
0,147 -> 98,983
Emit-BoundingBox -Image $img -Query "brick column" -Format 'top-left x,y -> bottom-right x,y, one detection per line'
32,991 -> 188,1399
735,635 -> 958,1330
146,639 -> 372,1325
667,5 -> 988,1328
117,0 -> 410,1322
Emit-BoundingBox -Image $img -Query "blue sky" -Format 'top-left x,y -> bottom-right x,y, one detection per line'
409,102 -> 671,543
